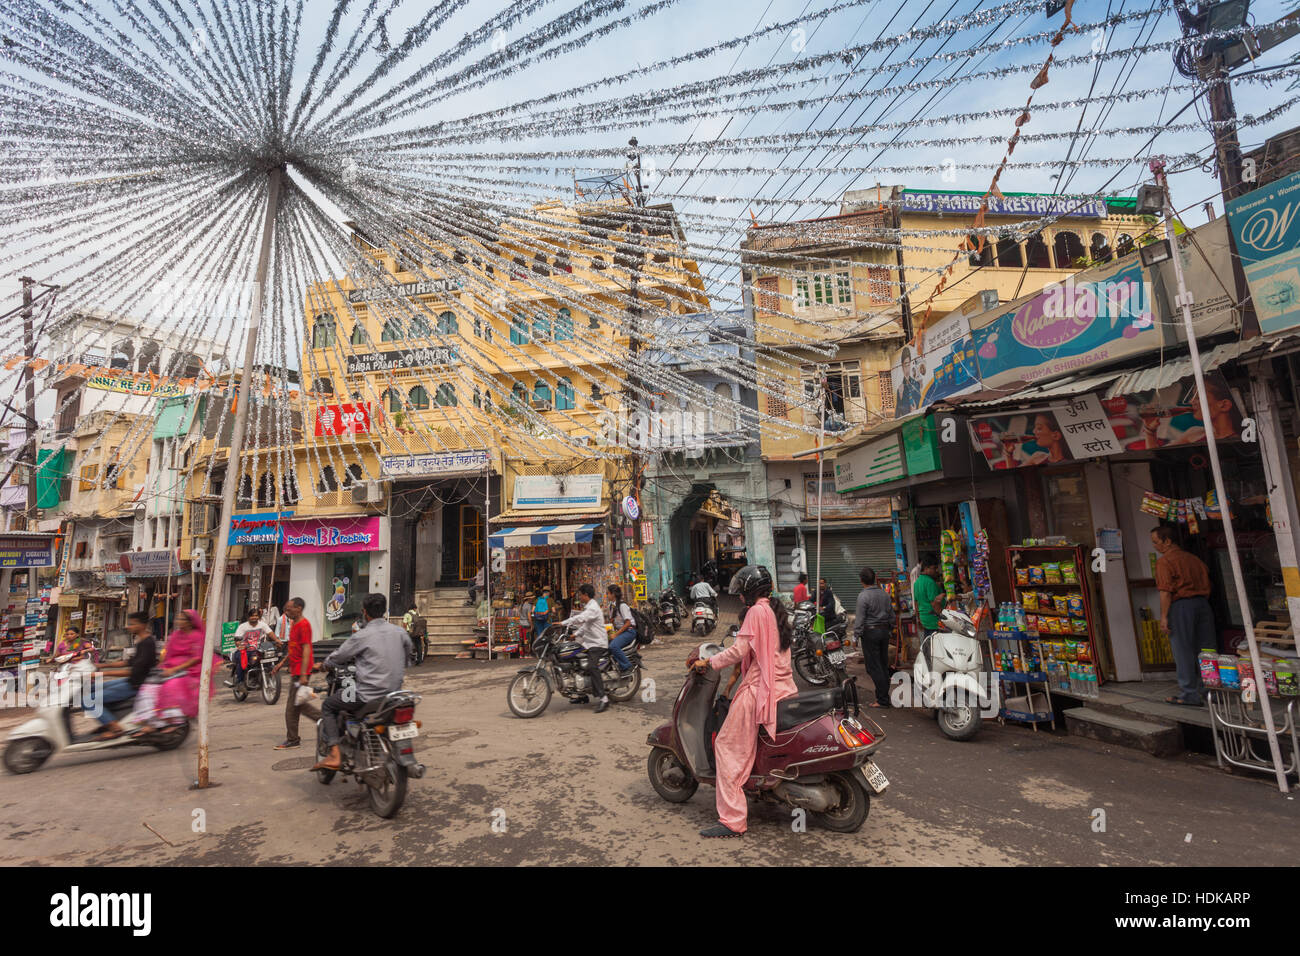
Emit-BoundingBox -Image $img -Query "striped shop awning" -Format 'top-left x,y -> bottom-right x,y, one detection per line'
489,522 -> 600,549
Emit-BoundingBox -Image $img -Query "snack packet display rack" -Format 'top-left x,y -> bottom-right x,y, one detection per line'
1006,544 -> 1103,700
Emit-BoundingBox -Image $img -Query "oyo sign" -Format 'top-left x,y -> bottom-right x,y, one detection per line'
315,403 -> 371,437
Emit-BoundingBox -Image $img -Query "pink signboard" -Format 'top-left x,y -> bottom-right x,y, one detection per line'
281,517 -> 381,554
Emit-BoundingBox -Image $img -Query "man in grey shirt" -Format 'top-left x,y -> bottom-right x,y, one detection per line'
313,591 -> 411,771
854,567 -> 894,707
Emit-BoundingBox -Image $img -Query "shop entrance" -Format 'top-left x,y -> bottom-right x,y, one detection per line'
460,504 -> 484,580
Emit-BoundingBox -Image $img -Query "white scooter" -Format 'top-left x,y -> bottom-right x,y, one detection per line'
2,653 -> 190,774
912,608 -> 991,741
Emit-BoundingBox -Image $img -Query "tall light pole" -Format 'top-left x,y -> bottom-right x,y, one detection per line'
1155,161 -> 1289,793
195,166 -> 282,789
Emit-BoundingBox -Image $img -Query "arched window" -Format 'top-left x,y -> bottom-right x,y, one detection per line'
1053,231 -> 1086,268
409,385 -> 430,410
281,472 -> 300,505
509,313 -> 529,345
382,318 -> 403,342
237,474 -> 253,504
511,382 -> 528,409
555,307 -> 574,341
408,314 -> 432,338
257,472 -> 275,508
382,388 -> 402,414
137,341 -> 161,375
1025,233 -> 1052,269
966,234 -> 993,267
1090,233 -> 1113,264
556,377 -> 575,411
312,313 -> 336,348
437,311 -> 458,335
317,466 -> 338,494
588,312 -> 600,330
533,381 -> 552,406
342,463 -> 363,489
309,378 -> 333,397
995,235 -> 1023,268
110,340 -> 134,370
350,321 -> 367,345
1115,233 -> 1135,258
533,313 -> 551,341
435,383 -> 457,407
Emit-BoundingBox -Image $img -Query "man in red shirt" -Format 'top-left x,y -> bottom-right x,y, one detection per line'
273,597 -> 319,749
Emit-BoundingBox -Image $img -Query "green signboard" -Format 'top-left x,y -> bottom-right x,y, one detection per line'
903,414 -> 941,476
221,620 -> 239,654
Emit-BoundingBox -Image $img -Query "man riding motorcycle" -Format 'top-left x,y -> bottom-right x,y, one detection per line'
561,583 -> 611,714
226,607 -> 273,689
311,592 -> 412,772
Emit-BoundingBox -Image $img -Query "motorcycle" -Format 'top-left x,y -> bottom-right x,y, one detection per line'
3,653 -> 189,774
914,607 -> 990,741
506,622 -> 642,718
312,662 -> 425,818
646,642 -> 888,832
653,589 -> 681,634
791,602 -> 849,688
227,637 -> 282,704
689,597 -> 717,636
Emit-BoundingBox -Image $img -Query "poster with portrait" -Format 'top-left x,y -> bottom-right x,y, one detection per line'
969,409 -> 1081,470
889,311 -> 980,417
1102,370 -> 1243,450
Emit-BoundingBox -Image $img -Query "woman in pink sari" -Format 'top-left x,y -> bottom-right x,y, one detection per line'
155,609 -> 220,719
693,565 -> 798,837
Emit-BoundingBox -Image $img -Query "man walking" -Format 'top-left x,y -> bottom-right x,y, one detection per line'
1151,525 -> 1214,706
854,568 -> 894,707
273,597 -> 319,749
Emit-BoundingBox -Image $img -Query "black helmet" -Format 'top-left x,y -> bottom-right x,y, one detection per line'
728,564 -> 773,599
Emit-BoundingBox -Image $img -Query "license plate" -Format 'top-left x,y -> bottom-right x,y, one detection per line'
860,761 -> 889,793
388,722 -> 418,741
827,650 -> 845,664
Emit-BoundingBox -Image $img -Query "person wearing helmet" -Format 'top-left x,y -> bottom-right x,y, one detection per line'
691,565 -> 798,837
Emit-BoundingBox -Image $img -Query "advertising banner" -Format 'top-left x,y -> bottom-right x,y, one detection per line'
227,511 -> 294,546
381,450 -> 489,478
890,310 -> 980,417
314,403 -> 372,437
512,474 -> 602,509
281,517 -> 381,554
117,549 -> 180,577
804,471 -> 891,519
833,433 -> 905,492
969,257 -> 1159,390
1225,168 -> 1300,335
0,535 -> 56,568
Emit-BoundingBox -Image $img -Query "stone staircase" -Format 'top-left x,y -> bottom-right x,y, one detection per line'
414,587 -> 481,660
1060,681 -> 1207,757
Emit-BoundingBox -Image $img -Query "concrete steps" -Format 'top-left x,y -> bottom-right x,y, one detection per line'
1064,707 -> 1184,757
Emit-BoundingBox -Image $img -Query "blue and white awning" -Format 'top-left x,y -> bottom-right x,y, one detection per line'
489,522 -> 600,549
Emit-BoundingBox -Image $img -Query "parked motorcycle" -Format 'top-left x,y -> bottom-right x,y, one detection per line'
791,602 -> 849,687
914,607 -> 989,741
3,653 -> 189,774
646,642 -> 887,832
654,589 -> 682,634
228,637 -> 282,704
690,598 -> 717,636
506,622 -> 642,718
313,662 -> 425,818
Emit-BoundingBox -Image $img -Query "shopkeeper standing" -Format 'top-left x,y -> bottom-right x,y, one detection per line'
1151,525 -> 1214,707
912,552 -> 946,638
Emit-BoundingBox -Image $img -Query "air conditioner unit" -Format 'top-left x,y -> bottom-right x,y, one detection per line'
352,480 -> 384,505
531,399 -> 553,411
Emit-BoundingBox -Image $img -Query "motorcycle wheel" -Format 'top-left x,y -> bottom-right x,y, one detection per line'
829,664 -> 849,688
607,665 -> 641,702
232,680 -> 248,702
3,736 -> 52,774
646,747 -> 698,803
794,653 -> 829,687
507,670 -> 552,718
261,667 -> 282,705
367,758 -> 408,818
314,723 -> 335,785
148,721 -> 190,751
812,771 -> 871,833
937,705 -> 981,741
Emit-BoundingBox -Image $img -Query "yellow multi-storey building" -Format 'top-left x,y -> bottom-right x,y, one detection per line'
185,199 -> 708,645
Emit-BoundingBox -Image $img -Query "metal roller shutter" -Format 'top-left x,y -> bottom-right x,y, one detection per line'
806,526 -> 895,611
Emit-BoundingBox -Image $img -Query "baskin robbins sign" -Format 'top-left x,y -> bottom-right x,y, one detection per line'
280,517 -> 381,554
969,257 -> 1160,391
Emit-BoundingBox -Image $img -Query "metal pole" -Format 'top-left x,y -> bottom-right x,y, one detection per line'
814,368 -> 825,614
21,277 -> 36,552
484,463 -> 492,658
1159,166 -> 1289,793
195,166 -> 281,789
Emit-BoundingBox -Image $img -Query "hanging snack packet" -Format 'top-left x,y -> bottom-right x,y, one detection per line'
1022,591 -> 1039,611
1139,490 -> 1171,517
1028,565 -> 1045,585
1015,567 -> 1030,586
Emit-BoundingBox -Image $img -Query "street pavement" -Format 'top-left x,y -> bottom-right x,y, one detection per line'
1,628 -> 1297,866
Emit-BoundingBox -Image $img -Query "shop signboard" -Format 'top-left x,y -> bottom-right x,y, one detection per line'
280,517 -> 381,554
344,346 -> 458,374
0,535 -> 56,568
890,310 -> 980,417
1225,168 -> 1300,335
314,403 -> 372,437
833,433 -> 904,493
56,525 -> 73,588
346,277 -> 460,304
900,190 -> 1107,218
628,549 -> 645,580
640,520 -> 655,545
512,474 -> 602,509
103,563 -> 126,588
381,450 -> 489,478
227,511 -> 293,546
117,549 -> 180,577
85,369 -> 184,398
1154,217 -> 1240,339
969,257 -> 1159,390
902,414 -> 941,476
804,471 -> 891,519
221,621 -> 239,654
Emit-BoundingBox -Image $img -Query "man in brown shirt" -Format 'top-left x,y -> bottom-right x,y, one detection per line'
1151,525 -> 1214,706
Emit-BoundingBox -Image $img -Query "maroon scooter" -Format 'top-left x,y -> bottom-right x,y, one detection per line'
646,642 -> 888,832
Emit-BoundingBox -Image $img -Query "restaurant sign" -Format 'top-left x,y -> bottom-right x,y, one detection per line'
227,511 -> 294,546
280,517 -> 381,554
347,278 -> 460,304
